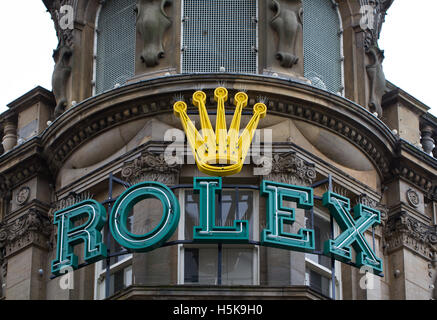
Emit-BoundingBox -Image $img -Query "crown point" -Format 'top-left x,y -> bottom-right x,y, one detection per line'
234,92 -> 248,107
173,101 -> 187,117
192,91 -> 207,107
253,103 -> 267,118
214,87 -> 228,102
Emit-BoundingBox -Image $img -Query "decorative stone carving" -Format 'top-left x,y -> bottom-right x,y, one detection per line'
393,166 -> 433,193
0,157 -> 48,194
366,46 -> 386,117
384,211 -> 437,260
355,193 -> 388,225
0,209 -> 51,258
47,0 -> 75,118
270,0 -> 303,68
360,0 -> 393,118
406,189 -> 420,208
53,190 -> 93,212
121,151 -> 181,185
16,186 -> 30,206
52,44 -> 72,118
361,0 -> 394,51
136,0 -> 172,67
260,152 -> 316,186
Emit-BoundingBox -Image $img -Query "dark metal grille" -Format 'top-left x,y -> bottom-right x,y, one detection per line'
303,0 -> 343,94
95,0 -> 136,94
182,0 -> 258,74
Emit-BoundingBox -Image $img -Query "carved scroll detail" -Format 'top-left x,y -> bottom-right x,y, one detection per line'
270,0 -> 303,68
136,0 -> 172,67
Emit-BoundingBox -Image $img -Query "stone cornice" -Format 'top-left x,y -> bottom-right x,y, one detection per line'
5,86 -> 55,114
390,161 -> 434,194
397,139 -> 437,172
38,74 -> 399,179
0,153 -> 51,197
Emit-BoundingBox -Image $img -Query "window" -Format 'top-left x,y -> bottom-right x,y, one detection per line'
181,0 -> 258,74
179,189 -> 259,285
94,209 -> 134,300
302,0 -> 343,94
304,208 -> 342,298
94,0 -> 136,94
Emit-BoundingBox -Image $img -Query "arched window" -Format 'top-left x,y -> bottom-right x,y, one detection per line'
94,0 -> 136,94
181,0 -> 258,74
302,0 -> 343,95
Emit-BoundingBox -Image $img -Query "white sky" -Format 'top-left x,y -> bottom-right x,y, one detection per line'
0,1 -> 436,115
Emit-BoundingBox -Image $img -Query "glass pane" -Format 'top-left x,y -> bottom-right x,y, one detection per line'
103,223 -> 132,267
184,248 -> 218,285
222,247 -> 253,285
125,266 -> 132,287
185,190 -> 254,240
185,191 -> 200,240
184,247 -> 254,285
308,269 -> 330,297
305,210 -> 331,269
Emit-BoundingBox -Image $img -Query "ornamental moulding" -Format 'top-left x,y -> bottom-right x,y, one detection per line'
392,165 -> 433,193
0,209 -> 52,258
41,77 -> 395,179
383,211 -> 437,260
259,152 -> 316,187
121,151 -> 182,185
355,193 -> 388,226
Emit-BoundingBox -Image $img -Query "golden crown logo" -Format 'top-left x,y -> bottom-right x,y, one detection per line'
173,87 -> 267,176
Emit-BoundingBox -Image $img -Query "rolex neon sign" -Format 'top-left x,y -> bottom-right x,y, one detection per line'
51,87 -> 383,277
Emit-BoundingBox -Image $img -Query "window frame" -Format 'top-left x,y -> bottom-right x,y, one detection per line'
93,230 -> 133,300
177,188 -> 260,285
304,206 -> 342,299
179,0 -> 259,75
92,0 -> 137,96
302,0 -> 345,96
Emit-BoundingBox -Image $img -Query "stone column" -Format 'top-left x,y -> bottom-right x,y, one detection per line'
0,209 -> 51,300
260,152 -> 316,286
421,125 -> 435,156
121,151 -> 181,287
384,212 -> 437,299
2,119 -> 18,153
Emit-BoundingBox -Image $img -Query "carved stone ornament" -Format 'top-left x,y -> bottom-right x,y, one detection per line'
361,0 -> 394,50
121,151 -> 181,185
0,209 -> 51,259
136,0 -> 172,67
406,189 -> 420,208
366,45 -> 386,117
54,190 -> 93,212
355,193 -> 388,225
384,211 -> 437,260
270,0 -> 303,68
16,186 -> 30,206
259,152 -> 316,186
47,0 -> 75,117
360,0 -> 393,117
52,44 -> 72,118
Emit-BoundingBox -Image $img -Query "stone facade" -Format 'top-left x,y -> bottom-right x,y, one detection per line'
0,0 -> 436,300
